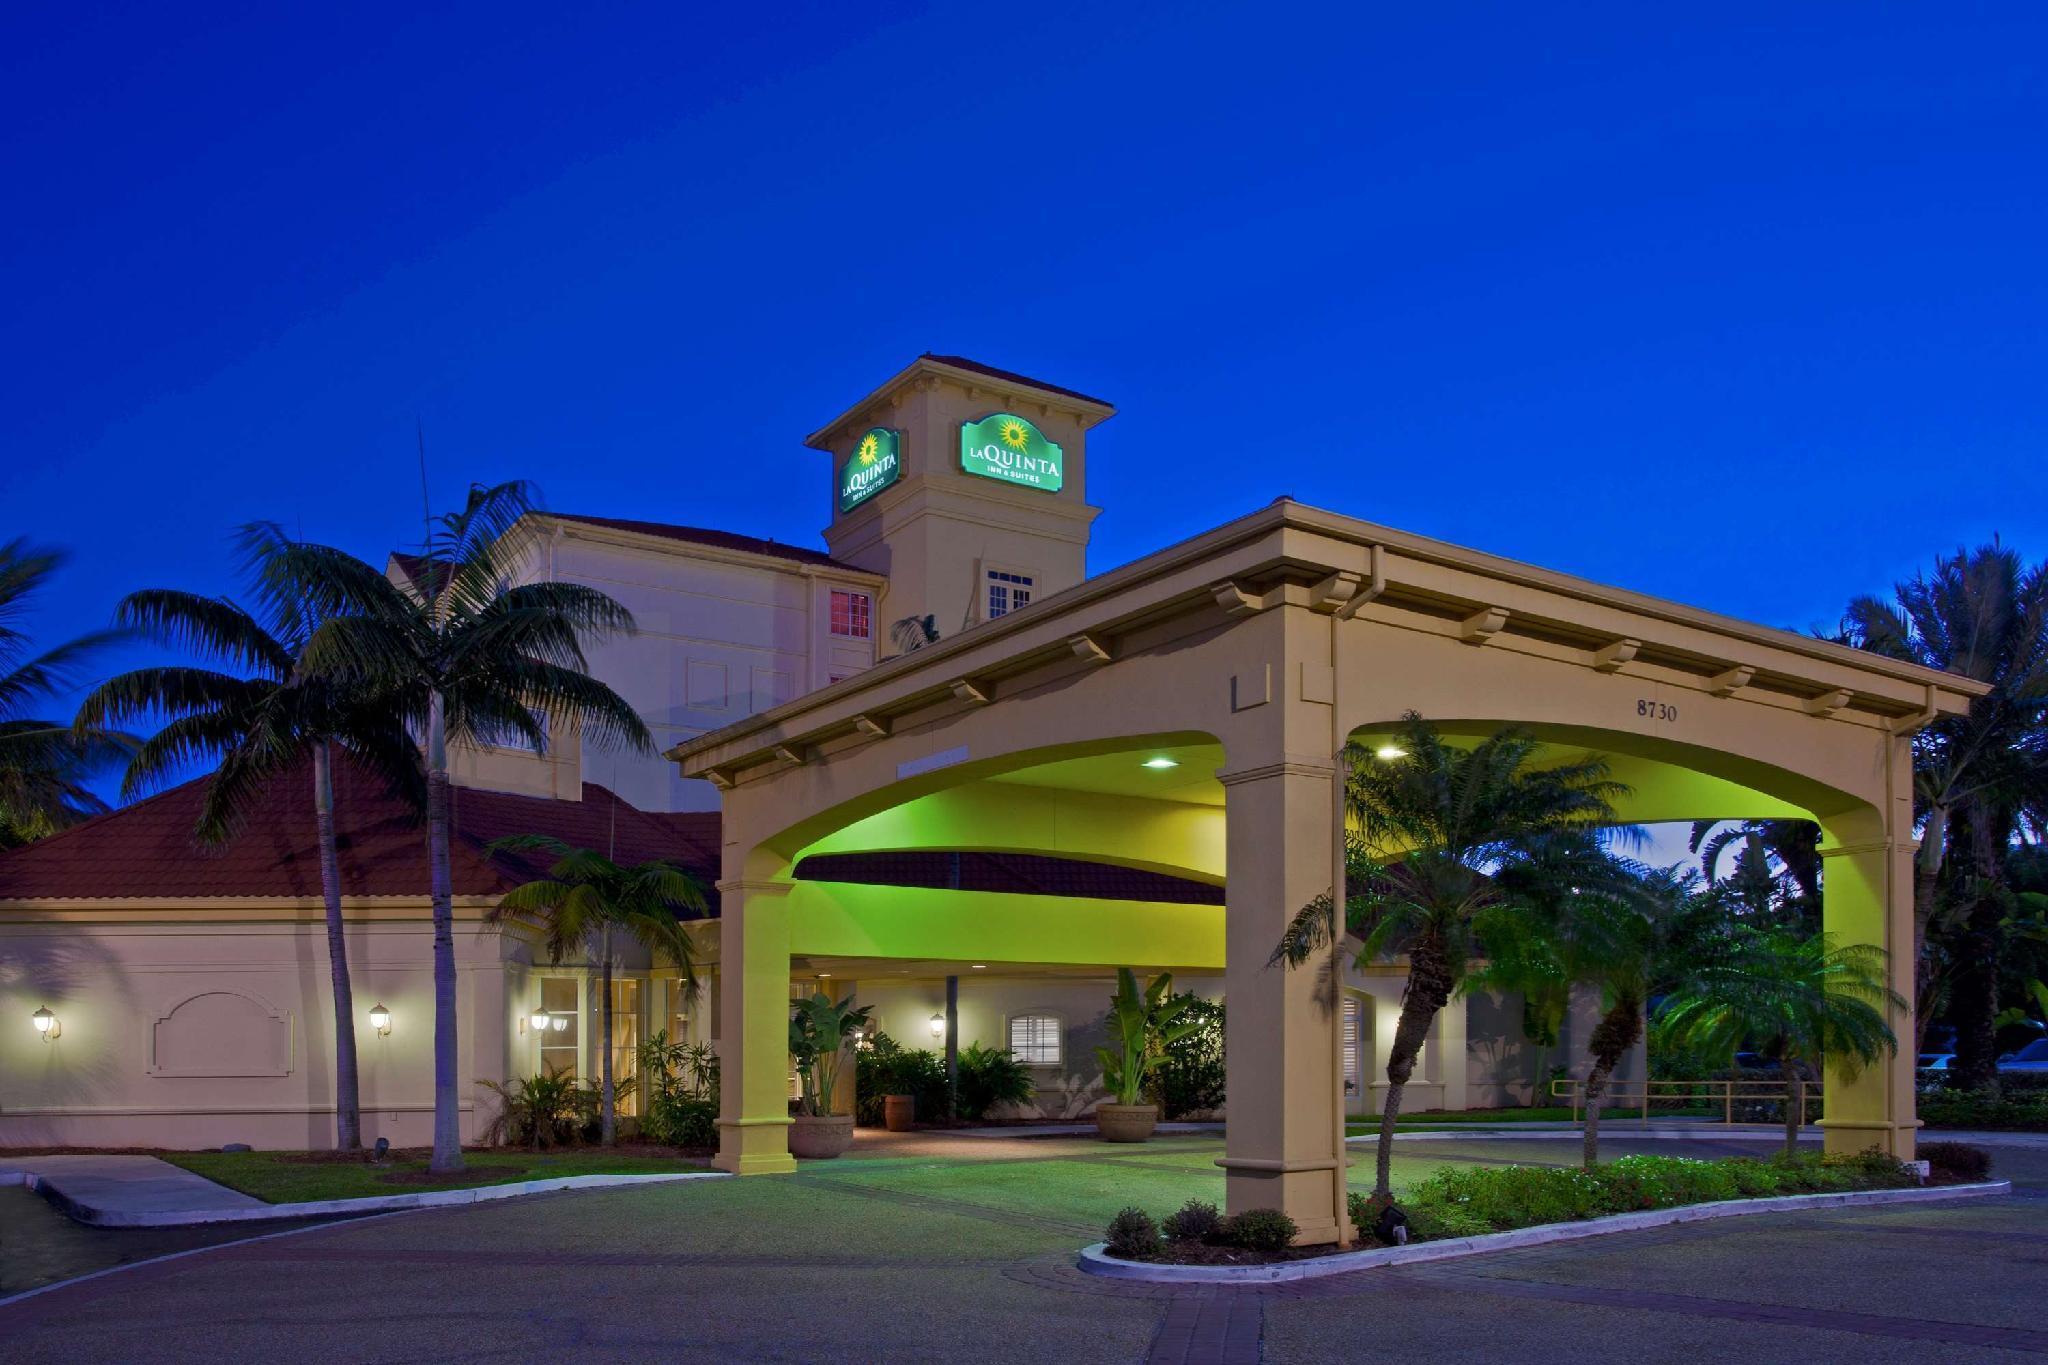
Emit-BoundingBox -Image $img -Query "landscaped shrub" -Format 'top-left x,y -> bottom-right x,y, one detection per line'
1161,1199 -> 1222,1243
1397,1152 -> 1914,1241
480,1071 -> 599,1149
1218,1207 -> 1297,1252
643,1094 -> 717,1148
956,1043 -> 1037,1120
1919,1087 -> 2048,1131
1918,1141 -> 1993,1183
1151,994 -> 1226,1118
636,1031 -> 719,1147
1105,1207 -> 1161,1259
855,1032 -> 951,1124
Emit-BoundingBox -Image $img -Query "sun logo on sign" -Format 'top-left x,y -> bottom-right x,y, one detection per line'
999,419 -> 1030,450
857,433 -> 881,466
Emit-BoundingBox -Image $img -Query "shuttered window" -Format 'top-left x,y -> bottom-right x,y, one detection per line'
1008,1014 -> 1062,1066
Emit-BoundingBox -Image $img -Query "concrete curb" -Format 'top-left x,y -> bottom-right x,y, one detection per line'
1077,1180 -> 2014,1284
0,1166 -> 729,1228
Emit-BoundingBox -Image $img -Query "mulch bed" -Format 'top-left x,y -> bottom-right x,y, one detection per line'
1132,1241 -> 1355,1266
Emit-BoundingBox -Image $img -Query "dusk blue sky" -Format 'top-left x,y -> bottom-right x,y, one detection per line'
6,4 -> 2045,815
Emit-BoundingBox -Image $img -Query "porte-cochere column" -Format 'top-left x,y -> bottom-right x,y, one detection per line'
714,875 -> 797,1175
1817,732 -> 1920,1158
1217,755 -> 1345,1246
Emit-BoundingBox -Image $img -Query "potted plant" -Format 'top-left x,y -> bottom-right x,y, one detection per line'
1095,968 -> 1200,1142
788,991 -> 874,1159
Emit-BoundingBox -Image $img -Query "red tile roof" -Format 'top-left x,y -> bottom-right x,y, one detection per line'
0,753 -> 720,904
0,758 -> 1211,910
546,514 -> 869,573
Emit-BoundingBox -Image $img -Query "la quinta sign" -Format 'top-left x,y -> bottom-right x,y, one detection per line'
959,413 -> 1063,493
839,428 -> 902,512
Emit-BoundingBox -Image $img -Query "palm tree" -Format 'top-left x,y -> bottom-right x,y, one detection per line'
1687,818 -> 1821,930
291,481 -> 651,1172
1271,712 -> 1629,1198
889,614 -> 939,655
75,524 -> 423,1150
485,836 -> 706,1144
0,541 -> 133,846
1478,836 -> 1689,1168
1654,929 -> 1905,1155
1841,543 -> 2048,1066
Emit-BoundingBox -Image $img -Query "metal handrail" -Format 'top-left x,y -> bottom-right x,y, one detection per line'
1548,1076 -> 1824,1128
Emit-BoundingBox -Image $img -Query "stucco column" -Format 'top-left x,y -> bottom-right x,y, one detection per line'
1818,735 -> 1918,1158
1216,757 -> 1344,1245
714,877 -> 796,1175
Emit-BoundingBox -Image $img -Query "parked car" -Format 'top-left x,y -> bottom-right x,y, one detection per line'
1915,1053 -> 1955,1092
1998,1038 -> 2048,1075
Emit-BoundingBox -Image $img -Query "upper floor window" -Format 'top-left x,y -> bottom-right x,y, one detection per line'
830,589 -> 872,639
1008,1013 -> 1062,1066
987,569 -> 1033,620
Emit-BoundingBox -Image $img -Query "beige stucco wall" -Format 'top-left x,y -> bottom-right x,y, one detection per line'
818,361 -> 1104,648
437,520 -> 883,813
0,906 -> 524,1150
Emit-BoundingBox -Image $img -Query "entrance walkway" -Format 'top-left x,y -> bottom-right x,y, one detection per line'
1,1155 -> 263,1225
4,1135 -> 2042,1362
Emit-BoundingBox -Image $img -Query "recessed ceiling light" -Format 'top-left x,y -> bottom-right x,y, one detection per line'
1374,745 -> 1407,760
818,972 -> 831,977
1141,756 -> 1179,769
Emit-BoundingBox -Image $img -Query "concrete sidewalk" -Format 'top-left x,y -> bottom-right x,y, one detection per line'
1,1153 -> 731,1228
0,1155 -> 265,1226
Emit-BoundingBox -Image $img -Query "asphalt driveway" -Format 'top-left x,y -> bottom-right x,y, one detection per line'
3,1133 -> 2042,1363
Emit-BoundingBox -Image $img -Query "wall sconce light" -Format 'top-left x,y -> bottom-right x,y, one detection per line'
368,1003 -> 392,1037
928,1012 -> 946,1039
529,1007 -> 550,1034
32,1006 -> 59,1040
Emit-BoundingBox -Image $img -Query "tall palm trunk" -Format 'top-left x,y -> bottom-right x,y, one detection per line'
1910,804 -> 1949,1053
599,927 -> 616,1146
1375,938 -> 1452,1198
1580,995 -> 1643,1170
425,694 -> 463,1173
313,741 -> 362,1151
1778,1056 -> 1805,1157
1951,798 -> 2009,1095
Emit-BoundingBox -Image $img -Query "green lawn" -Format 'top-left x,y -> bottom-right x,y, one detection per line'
167,1148 -> 709,1203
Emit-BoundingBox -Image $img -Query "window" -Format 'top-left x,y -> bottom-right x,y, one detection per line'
987,569 -> 1033,619
537,976 -> 579,1079
1342,996 -> 1362,1096
594,978 -> 642,1115
830,589 -> 872,639
1008,1013 -> 1062,1066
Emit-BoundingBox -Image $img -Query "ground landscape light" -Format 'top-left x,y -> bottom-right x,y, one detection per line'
1374,745 -> 1408,760
32,1006 -> 58,1039
368,1003 -> 392,1036
1141,756 -> 1179,769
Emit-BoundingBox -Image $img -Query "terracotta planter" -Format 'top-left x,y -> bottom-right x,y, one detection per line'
883,1094 -> 916,1132
789,1114 -> 856,1159
1095,1102 -> 1160,1143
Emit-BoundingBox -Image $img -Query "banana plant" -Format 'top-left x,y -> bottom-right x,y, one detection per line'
789,992 -> 874,1117
1095,968 -> 1203,1105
